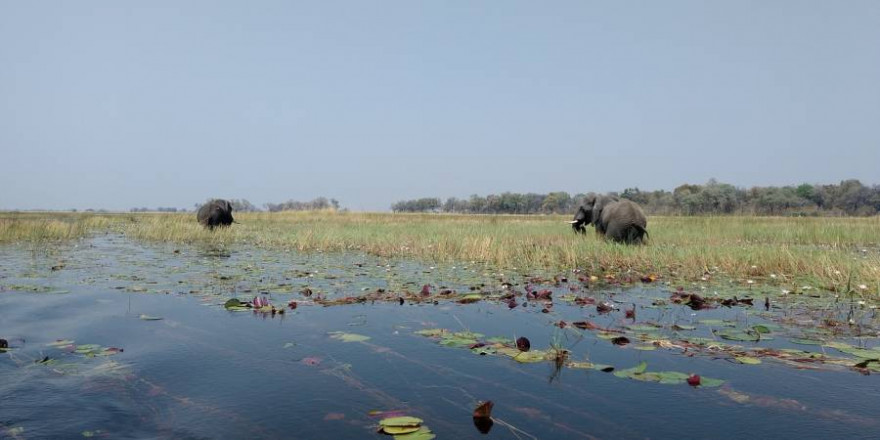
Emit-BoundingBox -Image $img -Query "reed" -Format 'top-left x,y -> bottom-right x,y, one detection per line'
1,211 -> 878,292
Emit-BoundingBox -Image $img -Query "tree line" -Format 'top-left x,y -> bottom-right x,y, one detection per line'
391,179 -> 880,216
130,197 -> 341,213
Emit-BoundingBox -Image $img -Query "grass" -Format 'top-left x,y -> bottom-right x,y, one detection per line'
1,211 -> 878,293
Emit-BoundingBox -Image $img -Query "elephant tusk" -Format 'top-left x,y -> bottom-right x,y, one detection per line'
567,221 -> 580,224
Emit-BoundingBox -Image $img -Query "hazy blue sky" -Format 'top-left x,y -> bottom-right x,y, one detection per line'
2,1 -> 878,211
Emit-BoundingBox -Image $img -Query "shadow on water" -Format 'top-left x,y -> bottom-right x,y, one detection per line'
1,234 -> 880,439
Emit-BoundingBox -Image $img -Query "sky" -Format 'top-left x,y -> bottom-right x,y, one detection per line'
1,1 -> 878,211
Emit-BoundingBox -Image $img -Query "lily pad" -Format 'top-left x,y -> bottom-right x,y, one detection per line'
414,329 -> 448,337
138,314 -> 163,321
715,329 -> 760,342
379,416 -> 423,428
394,427 -> 435,440
790,338 -> 824,346
328,332 -> 371,343
735,356 -> 762,365
698,377 -> 725,387
513,350 -> 549,363
47,339 -> 75,347
613,361 -> 648,378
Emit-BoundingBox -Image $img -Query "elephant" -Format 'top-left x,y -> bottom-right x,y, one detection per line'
197,199 -> 235,230
570,194 -> 618,235
570,195 -> 648,244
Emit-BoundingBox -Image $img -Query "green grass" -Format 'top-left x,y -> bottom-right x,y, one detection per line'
1,211 -> 878,293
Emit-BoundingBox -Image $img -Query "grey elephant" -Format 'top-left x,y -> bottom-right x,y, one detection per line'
570,194 -> 648,244
197,199 -> 235,230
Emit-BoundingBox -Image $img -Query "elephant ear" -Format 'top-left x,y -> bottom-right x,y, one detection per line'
584,194 -> 597,207
225,200 -> 233,212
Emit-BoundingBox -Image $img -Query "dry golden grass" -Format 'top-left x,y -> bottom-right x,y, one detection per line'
1,211 -> 878,292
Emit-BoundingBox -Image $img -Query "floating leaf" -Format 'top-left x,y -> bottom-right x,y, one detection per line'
752,325 -> 771,334
790,338 -> 824,346
567,361 -> 595,369
414,329 -> 448,338
47,339 -> 75,347
471,346 -> 496,356
439,337 -> 478,348
627,324 -> 660,332
656,371 -> 690,384
458,294 -> 483,304
379,416 -> 423,428
613,361 -> 647,378
672,324 -> 696,331
383,426 -> 421,435
394,427 -> 435,440
699,319 -> 736,327
329,332 -> 371,343
138,314 -> 163,321
513,350 -> 548,363
698,377 -> 725,387
715,329 -> 760,342
735,356 -> 762,365
454,331 -> 484,340
223,298 -> 242,309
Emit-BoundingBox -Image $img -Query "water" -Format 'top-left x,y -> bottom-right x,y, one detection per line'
2,235 -> 879,439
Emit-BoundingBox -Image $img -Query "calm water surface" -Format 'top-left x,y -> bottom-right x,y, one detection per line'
1,235 -> 879,439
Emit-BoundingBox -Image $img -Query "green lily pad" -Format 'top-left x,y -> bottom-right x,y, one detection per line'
790,338 -> 824,346
414,328 -> 448,337
47,339 -> 75,347
735,356 -> 762,365
567,361 -> 595,369
138,314 -> 163,321
656,371 -> 690,384
627,324 -> 661,332
699,319 -> 736,327
328,332 -> 370,343
439,337 -> 478,348
471,346 -> 496,356
715,329 -> 760,342
513,350 -> 549,363
379,416 -> 423,427
752,325 -> 771,334
698,377 -> 725,387
394,426 -> 435,440
613,361 -> 648,378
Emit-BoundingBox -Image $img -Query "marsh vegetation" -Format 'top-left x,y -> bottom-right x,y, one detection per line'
2,211 -> 878,293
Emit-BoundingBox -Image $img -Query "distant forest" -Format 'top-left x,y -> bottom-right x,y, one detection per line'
391,179 -> 880,216
130,197 -> 341,213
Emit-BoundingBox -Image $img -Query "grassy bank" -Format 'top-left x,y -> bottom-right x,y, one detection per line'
2,211 -> 878,292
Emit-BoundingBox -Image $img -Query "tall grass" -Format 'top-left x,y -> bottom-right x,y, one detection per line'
2,211 -> 878,290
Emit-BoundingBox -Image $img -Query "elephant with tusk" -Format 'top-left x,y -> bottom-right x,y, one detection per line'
570,194 -> 648,244
197,199 -> 235,230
